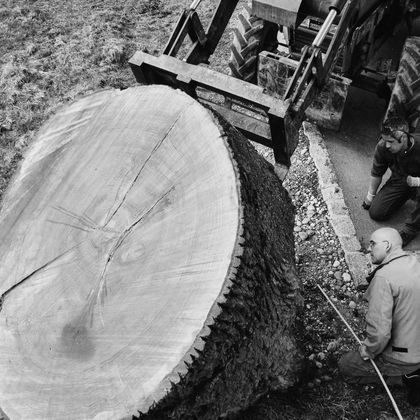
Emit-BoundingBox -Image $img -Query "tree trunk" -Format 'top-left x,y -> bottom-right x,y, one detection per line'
0,85 -> 302,420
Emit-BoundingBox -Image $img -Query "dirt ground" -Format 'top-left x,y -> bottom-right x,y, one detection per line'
0,1 -> 419,419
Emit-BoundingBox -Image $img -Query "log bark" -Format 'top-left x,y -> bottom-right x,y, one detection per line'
0,85 -> 302,420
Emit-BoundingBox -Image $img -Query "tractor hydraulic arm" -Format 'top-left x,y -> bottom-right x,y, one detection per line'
164,0 -> 240,65
284,0 -> 358,115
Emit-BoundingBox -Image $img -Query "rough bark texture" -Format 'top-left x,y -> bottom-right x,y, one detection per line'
139,112 -> 303,420
384,36 -> 420,131
0,85 -> 302,420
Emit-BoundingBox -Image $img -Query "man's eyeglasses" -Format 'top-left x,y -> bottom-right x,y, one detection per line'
381,127 -> 408,142
369,240 -> 389,248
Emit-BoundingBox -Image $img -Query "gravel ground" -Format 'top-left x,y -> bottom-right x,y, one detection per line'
242,136 -> 420,419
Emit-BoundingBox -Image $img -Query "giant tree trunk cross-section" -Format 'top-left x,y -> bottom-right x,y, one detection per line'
0,85 -> 301,420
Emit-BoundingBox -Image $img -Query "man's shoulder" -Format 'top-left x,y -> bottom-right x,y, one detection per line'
412,134 -> 420,150
375,138 -> 386,150
377,254 -> 420,281
374,139 -> 391,158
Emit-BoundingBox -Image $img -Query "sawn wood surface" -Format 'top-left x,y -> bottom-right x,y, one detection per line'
0,85 -> 240,420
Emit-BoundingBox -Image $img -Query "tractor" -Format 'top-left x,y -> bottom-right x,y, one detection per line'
129,0 -> 420,179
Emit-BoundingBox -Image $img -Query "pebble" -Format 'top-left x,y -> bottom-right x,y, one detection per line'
343,273 -> 352,283
308,353 -> 316,361
327,341 -> 338,352
302,218 -> 310,225
299,232 -> 309,241
349,301 -> 357,309
334,271 -> 342,281
294,226 -> 302,232
332,260 -> 340,268
322,375 -> 332,382
318,352 -> 326,360
315,361 -> 323,369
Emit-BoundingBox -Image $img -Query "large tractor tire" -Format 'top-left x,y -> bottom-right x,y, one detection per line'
384,36 -> 420,131
229,3 -> 278,83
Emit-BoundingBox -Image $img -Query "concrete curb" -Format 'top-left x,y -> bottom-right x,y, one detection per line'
303,121 -> 370,285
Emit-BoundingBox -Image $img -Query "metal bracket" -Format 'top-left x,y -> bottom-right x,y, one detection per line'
129,51 -> 299,166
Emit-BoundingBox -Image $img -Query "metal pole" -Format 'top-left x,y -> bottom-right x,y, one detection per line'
316,284 -> 404,420
312,9 -> 337,47
190,0 -> 203,11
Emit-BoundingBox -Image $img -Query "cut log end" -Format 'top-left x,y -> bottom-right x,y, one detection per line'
0,85 -> 302,420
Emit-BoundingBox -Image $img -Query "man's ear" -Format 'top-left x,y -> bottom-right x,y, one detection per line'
385,240 -> 391,252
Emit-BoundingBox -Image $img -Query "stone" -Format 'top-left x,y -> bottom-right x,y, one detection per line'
343,272 -> 352,283
334,271 -> 342,281
327,341 -> 338,352
299,232 -> 309,241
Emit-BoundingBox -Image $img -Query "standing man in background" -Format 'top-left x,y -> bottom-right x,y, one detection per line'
362,116 -> 420,246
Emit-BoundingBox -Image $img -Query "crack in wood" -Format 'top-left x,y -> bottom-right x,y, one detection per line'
84,185 -> 175,327
48,206 -> 117,233
0,243 -> 83,314
103,106 -> 190,228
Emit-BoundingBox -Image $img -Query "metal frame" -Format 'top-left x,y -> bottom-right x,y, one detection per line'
130,0 -> 399,166
129,51 -> 295,166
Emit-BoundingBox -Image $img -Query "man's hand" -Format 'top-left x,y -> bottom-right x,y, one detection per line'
362,192 -> 375,210
362,200 -> 371,210
407,175 -> 420,187
359,344 -> 372,361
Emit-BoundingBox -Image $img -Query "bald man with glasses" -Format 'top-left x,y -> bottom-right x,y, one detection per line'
339,228 -> 420,405
362,116 -> 420,246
